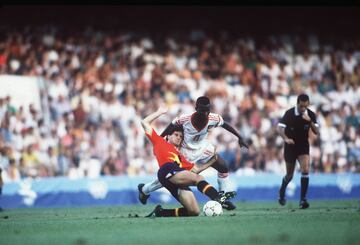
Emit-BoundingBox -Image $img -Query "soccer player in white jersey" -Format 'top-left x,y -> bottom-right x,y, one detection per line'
138,96 -> 248,210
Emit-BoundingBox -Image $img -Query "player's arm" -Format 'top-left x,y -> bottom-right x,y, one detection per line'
141,106 -> 168,135
221,121 -> 249,149
277,110 -> 295,144
309,120 -> 319,135
302,111 -> 319,135
277,124 -> 295,144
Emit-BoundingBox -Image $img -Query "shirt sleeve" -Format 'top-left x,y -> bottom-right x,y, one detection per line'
172,114 -> 190,126
278,110 -> 290,128
309,110 -> 319,127
209,113 -> 224,127
145,128 -> 162,145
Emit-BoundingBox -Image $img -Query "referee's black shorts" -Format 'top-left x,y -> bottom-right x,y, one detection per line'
157,162 -> 191,201
284,143 -> 309,164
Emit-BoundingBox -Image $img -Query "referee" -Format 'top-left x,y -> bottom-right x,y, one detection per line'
277,94 -> 319,209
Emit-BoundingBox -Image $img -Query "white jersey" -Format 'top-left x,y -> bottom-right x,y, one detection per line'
172,112 -> 224,164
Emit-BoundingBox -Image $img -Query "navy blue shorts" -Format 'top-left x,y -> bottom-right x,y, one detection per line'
157,162 -> 191,201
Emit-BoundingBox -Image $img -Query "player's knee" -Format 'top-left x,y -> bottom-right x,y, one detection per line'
212,157 -> 229,173
301,165 -> 310,173
286,174 -> 293,181
194,175 -> 205,185
286,174 -> 294,180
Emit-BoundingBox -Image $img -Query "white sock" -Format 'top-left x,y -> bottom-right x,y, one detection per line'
217,173 -> 229,192
142,179 -> 163,195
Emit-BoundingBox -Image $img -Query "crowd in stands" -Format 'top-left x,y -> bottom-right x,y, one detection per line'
0,25 -> 359,182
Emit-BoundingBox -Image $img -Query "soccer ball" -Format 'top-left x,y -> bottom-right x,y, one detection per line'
203,200 -> 223,216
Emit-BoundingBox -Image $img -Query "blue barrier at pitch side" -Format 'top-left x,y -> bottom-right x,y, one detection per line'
1,174 -> 359,209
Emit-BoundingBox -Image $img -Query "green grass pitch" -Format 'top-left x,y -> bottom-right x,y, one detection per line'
1,200 -> 359,245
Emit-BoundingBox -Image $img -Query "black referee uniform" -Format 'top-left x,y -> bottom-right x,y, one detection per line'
277,103 -> 319,209
278,106 -> 318,163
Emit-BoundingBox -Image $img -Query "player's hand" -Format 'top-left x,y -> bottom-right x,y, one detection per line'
284,138 -> 295,144
157,105 -> 168,114
302,113 -> 311,122
238,138 -> 249,149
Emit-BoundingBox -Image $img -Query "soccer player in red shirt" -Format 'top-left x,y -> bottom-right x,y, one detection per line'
141,106 -> 234,217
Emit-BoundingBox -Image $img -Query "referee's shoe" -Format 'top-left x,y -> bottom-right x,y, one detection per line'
299,199 -> 310,209
278,187 -> 286,206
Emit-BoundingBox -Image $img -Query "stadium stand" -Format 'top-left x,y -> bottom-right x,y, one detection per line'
0,7 -> 359,210
0,24 -> 359,184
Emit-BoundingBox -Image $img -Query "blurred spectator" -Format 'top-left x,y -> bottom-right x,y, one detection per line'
20,144 -> 40,177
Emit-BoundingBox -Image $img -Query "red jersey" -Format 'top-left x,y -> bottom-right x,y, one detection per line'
145,129 -> 194,170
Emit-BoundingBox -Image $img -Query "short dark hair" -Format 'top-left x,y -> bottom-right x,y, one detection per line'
165,124 -> 184,141
168,124 -> 184,135
195,96 -> 211,112
297,93 -> 309,103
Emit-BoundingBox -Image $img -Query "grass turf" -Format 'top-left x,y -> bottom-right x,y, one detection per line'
1,200 -> 359,245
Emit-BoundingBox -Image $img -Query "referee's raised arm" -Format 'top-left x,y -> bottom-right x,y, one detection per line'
301,109 -> 320,136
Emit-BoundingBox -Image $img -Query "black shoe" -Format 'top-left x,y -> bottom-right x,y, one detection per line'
278,188 -> 286,206
145,205 -> 162,218
218,191 -> 237,202
138,183 -> 150,205
278,197 -> 286,206
222,200 -> 236,210
0,207 -> 3,212
299,199 -> 310,209
218,191 -> 237,210
224,191 -> 237,200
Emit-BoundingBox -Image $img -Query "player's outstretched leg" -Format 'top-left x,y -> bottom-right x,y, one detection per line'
212,157 -> 237,210
196,180 -> 236,208
137,179 -> 163,205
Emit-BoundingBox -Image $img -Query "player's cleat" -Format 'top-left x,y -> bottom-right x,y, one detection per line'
218,191 -> 237,210
138,183 -> 150,205
145,205 -> 162,218
222,200 -> 236,210
278,188 -> 286,206
299,199 -> 310,209
0,207 -> 3,212
218,191 -> 237,202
